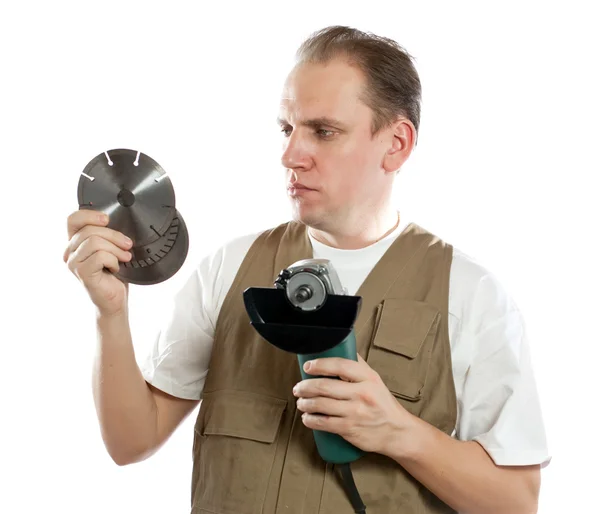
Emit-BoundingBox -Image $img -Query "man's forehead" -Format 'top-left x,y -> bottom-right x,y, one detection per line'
278,61 -> 369,124
278,101 -> 341,124
281,61 -> 364,101
279,94 -> 361,124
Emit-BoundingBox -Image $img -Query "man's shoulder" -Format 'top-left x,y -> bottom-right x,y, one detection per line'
201,230 -> 262,277
449,246 -> 520,323
220,230 -> 265,258
199,222 -> 292,279
218,221 -> 293,260
450,247 -> 492,286
419,224 -> 507,297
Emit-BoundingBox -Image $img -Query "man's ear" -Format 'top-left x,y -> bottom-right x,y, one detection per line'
382,117 -> 416,174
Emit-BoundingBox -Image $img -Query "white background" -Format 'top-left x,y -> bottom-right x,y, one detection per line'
1,1 -> 598,512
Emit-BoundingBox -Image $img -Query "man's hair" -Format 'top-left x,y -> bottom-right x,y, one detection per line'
296,26 -> 421,142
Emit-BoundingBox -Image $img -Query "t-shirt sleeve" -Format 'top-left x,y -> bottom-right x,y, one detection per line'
455,273 -> 551,468
138,252 -> 219,400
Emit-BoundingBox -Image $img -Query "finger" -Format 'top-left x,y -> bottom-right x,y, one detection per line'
67,209 -> 109,240
296,396 -> 351,417
301,412 -> 349,435
293,377 -> 356,400
303,357 -> 369,383
68,237 -> 131,275
69,235 -> 132,267
77,249 -> 121,277
64,226 -> 132,263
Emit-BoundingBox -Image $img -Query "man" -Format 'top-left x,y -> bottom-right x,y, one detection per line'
64,26 -> 550,514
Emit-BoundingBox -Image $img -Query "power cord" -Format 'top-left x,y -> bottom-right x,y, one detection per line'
337,462 -> 367,513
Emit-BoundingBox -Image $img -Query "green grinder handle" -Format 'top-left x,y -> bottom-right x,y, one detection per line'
297,330 -> 365,464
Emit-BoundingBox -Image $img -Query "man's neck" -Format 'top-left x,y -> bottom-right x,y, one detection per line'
308,208 -> 400,250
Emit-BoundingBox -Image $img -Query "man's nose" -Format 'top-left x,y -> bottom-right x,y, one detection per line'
281,132 -> 311,170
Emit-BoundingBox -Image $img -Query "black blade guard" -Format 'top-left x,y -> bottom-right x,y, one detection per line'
243,287 -> 362,354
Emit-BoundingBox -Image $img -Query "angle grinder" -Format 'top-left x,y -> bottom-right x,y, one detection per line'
76,148 -> 189,285
243,259 -> 367,513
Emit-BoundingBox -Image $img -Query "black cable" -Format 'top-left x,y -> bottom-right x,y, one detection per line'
337,462 -> 367,513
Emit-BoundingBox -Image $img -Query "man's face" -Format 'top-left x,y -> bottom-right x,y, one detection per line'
278,59 -> 392,229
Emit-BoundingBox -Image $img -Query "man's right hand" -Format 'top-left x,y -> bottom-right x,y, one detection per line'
64,209 -> 134,317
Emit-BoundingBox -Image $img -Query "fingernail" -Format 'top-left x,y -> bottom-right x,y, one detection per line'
98,213 -> 108,223
304,361 -> 312,371
124,236 -> 132,245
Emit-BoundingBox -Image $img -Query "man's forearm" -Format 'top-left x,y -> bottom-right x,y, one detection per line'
384,414 -> 540,514
93,311 -> 158,465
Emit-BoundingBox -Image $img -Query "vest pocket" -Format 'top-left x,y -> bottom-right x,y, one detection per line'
192,390 -> 287,514
367,298 -> 441,402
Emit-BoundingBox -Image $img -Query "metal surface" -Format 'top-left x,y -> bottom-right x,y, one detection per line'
77,148 -> 176,247
76,148 -> 189,285
115,209 -> 189,285
126,213 -> 181,268
274,258 -> 347,311
285,272 -> 327,311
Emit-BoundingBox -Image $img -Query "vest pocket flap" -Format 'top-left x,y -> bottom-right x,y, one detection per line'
372,298 -> 440,358
200,391 -> 287,443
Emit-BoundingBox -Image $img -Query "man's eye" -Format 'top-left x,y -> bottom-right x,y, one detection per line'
316,129 -> 334,138
281,127 -> 292,137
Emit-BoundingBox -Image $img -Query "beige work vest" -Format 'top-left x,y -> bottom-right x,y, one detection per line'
191,221 -> 458,514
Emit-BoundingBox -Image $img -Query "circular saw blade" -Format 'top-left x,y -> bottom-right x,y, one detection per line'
77,149 -> 176,247
115,209 -> 189,285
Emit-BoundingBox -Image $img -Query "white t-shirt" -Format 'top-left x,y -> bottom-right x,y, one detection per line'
140,218 -> 551,468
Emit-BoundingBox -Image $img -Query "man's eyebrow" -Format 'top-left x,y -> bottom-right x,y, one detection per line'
277,117 -> 347,130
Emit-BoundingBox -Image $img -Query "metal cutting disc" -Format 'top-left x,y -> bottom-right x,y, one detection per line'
115,209 -> 189,285
77,149 -> 176,247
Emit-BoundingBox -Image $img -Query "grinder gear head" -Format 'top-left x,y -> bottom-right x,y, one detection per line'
274,258 -> 347,311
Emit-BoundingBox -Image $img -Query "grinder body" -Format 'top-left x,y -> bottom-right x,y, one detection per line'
243,258 -> 365,465
298,330 -> 364,463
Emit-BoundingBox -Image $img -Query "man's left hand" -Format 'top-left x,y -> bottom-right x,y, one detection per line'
293,354 -> 414,455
